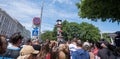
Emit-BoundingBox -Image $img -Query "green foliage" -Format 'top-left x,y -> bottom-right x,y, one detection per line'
102,33 -> 111,42
56,20 -> 100,41
41,20 -> 100,41
62,21 -> 80,40
79,22 -> 100,41
41,31 -> 56,41
76,0 -> 120,23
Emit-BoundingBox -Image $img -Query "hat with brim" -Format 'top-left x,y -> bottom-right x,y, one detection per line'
20,45 -> 39,55
32,50 -> 39,54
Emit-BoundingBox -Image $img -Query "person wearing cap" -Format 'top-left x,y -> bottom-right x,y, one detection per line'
17,45 -> 39,59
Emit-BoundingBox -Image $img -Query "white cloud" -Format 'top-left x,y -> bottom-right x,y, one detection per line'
52,0 -> 73,5
0,0 -> 120,35
0,0 -> 86,32
0,0 -> 41,31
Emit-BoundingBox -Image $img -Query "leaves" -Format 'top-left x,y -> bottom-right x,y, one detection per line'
56,20 -> 100,41
79,22 -> 100,41
41,31 -> 56,41
76,0 -> 120,23
41,20 -> 100,42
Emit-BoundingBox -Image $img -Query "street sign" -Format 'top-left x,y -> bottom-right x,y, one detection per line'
32,28 -> 39,36
33,17 -> 40,26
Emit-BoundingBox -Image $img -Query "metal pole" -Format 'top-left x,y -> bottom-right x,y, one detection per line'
39,0 -> 44,41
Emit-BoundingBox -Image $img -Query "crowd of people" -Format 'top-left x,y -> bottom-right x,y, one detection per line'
0,32 -> 120,59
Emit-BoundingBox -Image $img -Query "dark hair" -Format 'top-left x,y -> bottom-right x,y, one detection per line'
10,32 -> 23,44
25,38 -> 31,45
37,43 -> 50,59
77,40 -> 82,47
95,42 -> 102,49
0,35 -> 7,54
0,37 -> 2,46
0,35 -> 6,46
99,39 -> 109,46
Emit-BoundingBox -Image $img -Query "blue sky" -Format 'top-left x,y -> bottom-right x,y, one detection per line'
0,0 -> 119,33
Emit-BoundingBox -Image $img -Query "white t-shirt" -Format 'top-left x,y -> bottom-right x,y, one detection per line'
69,44 -> 77,51
69,44 -> 77,59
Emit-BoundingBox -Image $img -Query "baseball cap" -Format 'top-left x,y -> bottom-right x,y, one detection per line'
20,45 -> 39,55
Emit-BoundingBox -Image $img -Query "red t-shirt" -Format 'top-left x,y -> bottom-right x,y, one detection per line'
46,53 -> 51,59
93,48 -> 99,55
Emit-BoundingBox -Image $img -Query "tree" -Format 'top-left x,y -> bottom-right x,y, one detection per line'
53,20 -> 100,41
102,33 -> 111,42
79,22 -> 100,41
61,20 -> 81,40
42,20 -> 100,41
41,31 -> 55,41
76,0 -> 120,23
61,20 -> 70,40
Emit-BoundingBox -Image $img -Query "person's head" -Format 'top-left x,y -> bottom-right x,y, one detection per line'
100,40 -> 109,48
71,39 -> 77,45
94,42 -> 102,49
59,44 -> 66,51
25,38 -> 32,45
51,42 -> 57,48
10,32 -> 23,47
18,45 -> 39,59
82,45 -> 90,51
0,35 -> 7,54
20,45 -> 39,55
46,39 -> 50,44
77,40 -> 82,47
32,39 -> 39,45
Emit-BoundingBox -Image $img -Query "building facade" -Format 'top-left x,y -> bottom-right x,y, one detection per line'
0,8 -> 30,39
